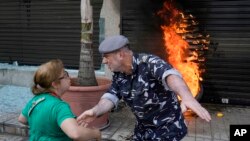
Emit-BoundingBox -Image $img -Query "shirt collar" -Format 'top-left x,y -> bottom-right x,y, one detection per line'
131,53 -> 139,74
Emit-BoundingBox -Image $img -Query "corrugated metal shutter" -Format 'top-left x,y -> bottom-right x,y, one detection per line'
0,0 -> 22,63
121,0 -> 250,105
181,0 -> 250,105
0,0 -> 102,69
121,0 -> 167,60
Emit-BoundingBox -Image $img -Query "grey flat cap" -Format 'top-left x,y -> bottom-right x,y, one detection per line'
99,35 -> 129,54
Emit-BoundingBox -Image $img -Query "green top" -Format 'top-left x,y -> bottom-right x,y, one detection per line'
22,93 -> 76,141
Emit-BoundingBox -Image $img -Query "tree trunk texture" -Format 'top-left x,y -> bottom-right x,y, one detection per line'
78,0 -> 98,86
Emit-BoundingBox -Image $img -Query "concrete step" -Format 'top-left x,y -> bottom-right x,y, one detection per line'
0,133 -> 116,141
0,133 -> 28,141
0,113 -> 29,137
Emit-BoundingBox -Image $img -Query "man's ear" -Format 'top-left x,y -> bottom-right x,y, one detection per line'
119,50 -> 125,58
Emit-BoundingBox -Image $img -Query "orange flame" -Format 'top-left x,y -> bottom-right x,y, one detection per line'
158,1 -> 202,98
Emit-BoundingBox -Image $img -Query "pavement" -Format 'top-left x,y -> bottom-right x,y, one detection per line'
1,85 -> 250,141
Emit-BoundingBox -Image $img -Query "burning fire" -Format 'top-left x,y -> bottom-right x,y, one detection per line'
157,1 -> 208,98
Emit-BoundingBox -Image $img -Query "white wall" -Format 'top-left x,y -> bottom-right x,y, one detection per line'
100,0 -> 120,37
100,0 -> 121,78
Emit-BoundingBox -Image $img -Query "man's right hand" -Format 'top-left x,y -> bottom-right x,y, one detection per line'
76,109 -> 97,127
76,98 -> 115,127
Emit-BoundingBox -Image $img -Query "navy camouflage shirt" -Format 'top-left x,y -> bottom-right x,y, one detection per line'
102,53 -> 187,141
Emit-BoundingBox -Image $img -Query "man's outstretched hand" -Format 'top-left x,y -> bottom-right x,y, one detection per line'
181,98 -> 211,122
77,109 -> 97,127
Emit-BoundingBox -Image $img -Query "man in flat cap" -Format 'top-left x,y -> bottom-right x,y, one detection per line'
77,35 -> 211,141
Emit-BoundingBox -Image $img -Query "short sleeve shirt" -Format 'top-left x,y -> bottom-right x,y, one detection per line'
103,53 -> 187,140
22,93 -> 76,141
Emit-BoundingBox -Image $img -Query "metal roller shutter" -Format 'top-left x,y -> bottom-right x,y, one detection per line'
121,0 -> 250,105
181,0 -> 250,105
0,0 -> 103,69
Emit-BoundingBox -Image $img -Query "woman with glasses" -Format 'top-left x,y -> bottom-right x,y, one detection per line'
18,59 -> 101,141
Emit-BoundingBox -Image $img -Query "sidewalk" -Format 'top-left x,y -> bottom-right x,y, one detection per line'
1,85 -> 250,140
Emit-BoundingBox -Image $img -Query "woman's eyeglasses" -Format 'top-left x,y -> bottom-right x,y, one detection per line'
58,71 -> 69,80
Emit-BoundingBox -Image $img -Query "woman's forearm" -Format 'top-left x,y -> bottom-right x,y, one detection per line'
18,114 -> 28,125
75,127 -> 101,141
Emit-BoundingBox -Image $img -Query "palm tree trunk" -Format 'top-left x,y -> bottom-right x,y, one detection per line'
78,0 -> 97,86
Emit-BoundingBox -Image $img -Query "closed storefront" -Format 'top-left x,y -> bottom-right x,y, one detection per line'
121,0 -> 250,105
0,0 -> 103,69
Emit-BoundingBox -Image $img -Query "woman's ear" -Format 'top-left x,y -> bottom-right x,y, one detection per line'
51,81 -> 58,89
